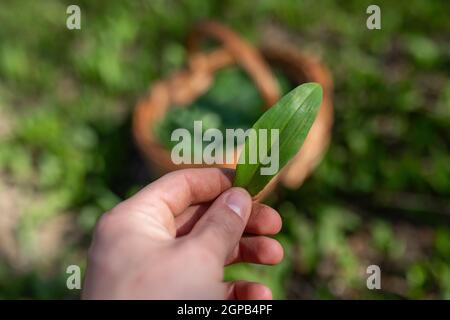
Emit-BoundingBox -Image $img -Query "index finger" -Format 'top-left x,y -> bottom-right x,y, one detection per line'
123,168 -> 234,217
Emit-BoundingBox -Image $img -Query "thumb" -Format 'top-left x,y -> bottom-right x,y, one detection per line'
189,187 -> 252,263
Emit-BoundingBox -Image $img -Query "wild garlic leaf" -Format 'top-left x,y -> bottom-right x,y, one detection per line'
233,82 -> 323,196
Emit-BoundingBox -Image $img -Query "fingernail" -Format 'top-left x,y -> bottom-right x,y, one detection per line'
225,189 -> 249,219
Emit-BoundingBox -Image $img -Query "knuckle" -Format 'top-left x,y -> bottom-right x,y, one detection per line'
94,209 -> 123,239
220,218 -> 239,238
211,212 -> 241,238
95,212 -> 113,236
89,211 -> 130,267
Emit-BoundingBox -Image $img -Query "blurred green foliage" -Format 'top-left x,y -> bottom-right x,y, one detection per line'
0,0 -> 449,299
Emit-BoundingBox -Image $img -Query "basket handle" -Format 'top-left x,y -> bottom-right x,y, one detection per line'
187,21 -> 280,108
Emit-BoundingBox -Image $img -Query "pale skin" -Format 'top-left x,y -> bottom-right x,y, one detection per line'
82,168 -> 283,300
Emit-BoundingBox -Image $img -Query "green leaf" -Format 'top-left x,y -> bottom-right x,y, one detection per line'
233,82 -> 323,196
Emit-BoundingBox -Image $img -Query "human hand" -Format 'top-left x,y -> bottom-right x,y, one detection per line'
82,168 -> 283,300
